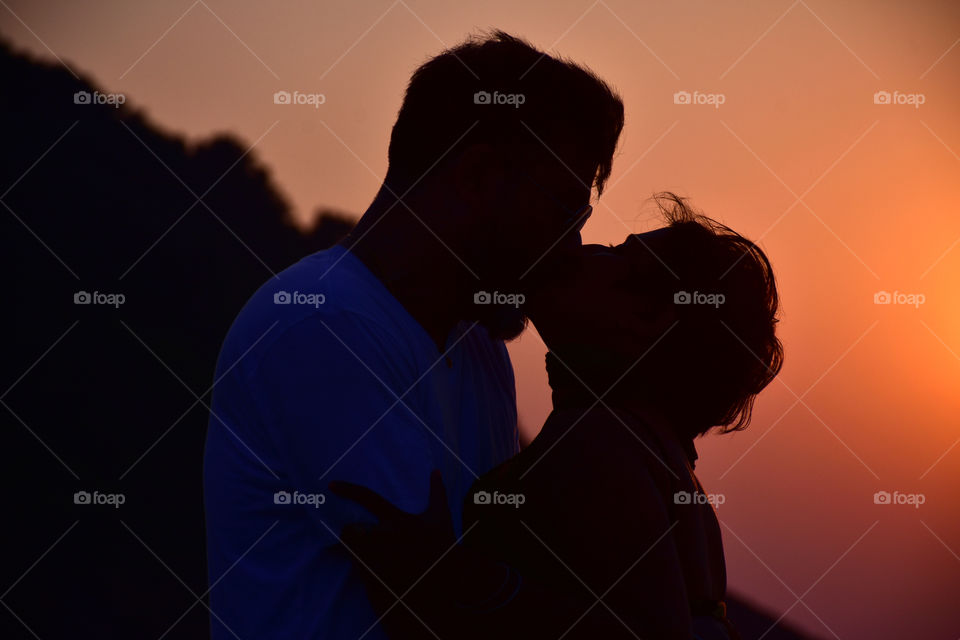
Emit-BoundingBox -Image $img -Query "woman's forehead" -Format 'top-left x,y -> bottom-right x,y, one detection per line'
627,227 -> 673,244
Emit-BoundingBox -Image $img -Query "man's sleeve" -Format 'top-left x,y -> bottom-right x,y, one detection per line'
246,310 -> 436,545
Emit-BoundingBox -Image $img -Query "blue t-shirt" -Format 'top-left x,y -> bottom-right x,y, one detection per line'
203,244 -> 519,639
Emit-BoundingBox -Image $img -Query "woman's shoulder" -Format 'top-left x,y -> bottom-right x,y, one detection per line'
553,403 -> 685,462
503,405 -> 686,500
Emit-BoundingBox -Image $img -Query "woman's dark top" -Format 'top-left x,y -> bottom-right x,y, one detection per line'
459,346 -> 738,639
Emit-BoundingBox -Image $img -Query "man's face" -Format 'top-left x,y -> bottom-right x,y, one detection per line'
482,146 -> 596,295
462,144 -> 597,341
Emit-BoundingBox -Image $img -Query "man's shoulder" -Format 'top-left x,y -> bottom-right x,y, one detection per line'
217,246 -> 413,377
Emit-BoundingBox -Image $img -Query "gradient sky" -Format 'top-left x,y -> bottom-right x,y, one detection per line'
3,1 -> 959,637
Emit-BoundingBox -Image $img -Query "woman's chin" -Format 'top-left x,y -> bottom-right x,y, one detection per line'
526,312 -> 561,349
528,313 -> 586,353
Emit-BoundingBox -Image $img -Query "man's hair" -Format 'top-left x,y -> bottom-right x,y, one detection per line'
386,30 -> 624,194
622,193 -> 784,437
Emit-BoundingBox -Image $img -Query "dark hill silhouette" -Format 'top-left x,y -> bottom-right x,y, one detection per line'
0,37 -> 815,640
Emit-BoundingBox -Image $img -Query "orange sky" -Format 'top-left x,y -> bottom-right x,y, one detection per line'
3,0 -> 958,637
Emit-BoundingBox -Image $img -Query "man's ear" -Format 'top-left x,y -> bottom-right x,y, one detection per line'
452,143 -> 506,213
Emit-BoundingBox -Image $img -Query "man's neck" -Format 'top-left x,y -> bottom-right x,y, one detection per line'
339,203 -> 465,353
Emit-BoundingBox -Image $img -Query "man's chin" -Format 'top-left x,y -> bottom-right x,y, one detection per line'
475,304 -> 528,341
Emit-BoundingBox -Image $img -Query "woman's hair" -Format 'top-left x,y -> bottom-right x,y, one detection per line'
620,192 -> 784,437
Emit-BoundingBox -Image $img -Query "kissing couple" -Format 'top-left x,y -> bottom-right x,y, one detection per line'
204,30 -> 782,640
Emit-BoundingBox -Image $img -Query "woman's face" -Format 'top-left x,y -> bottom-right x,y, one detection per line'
526,236 -> 675,357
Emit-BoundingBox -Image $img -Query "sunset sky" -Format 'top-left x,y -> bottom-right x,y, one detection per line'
3,0 -> 958,637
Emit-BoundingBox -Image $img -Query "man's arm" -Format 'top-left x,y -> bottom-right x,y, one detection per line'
248,310 -> 436,544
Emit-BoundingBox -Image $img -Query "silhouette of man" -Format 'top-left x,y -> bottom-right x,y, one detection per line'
203,30 -> 623,639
